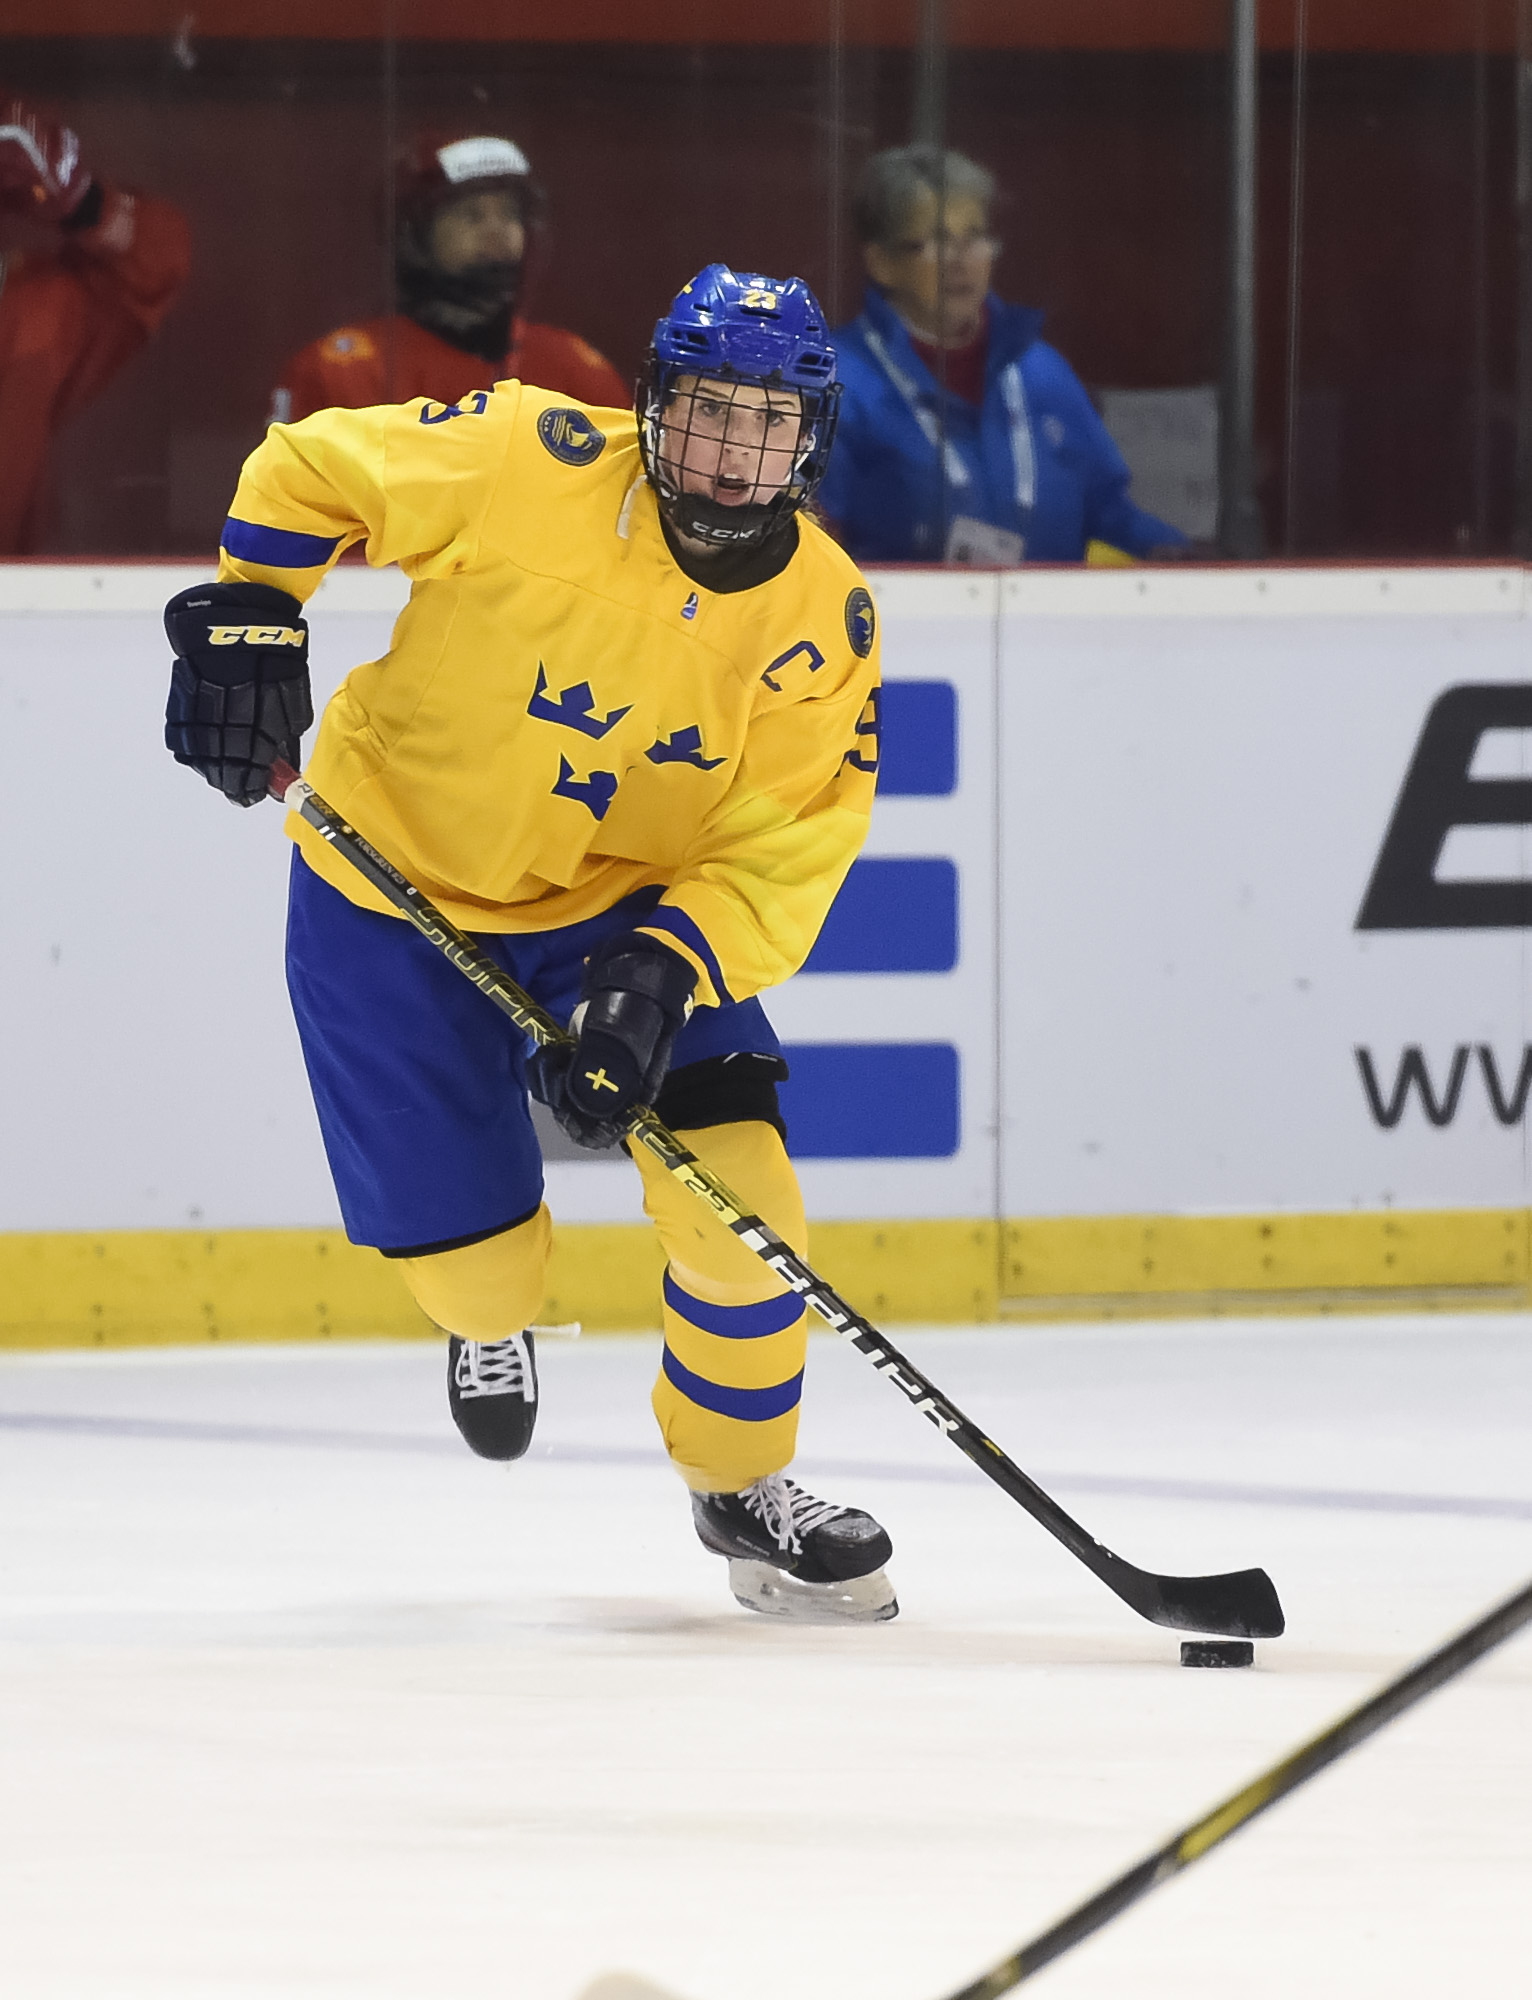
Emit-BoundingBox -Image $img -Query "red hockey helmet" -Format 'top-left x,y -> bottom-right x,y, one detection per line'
391,130 -> 545,231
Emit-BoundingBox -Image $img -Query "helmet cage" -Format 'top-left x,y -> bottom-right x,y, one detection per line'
638,361 -> 842,550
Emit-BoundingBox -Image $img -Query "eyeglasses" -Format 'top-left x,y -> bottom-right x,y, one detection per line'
892,231 -> 1000,262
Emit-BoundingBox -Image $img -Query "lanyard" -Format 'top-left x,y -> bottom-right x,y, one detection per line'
1000,362 -> 1036,510
863,325 -> 970,489
864,322 -> 1037,513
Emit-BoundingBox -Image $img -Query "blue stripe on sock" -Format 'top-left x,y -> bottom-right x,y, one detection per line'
663,1270 -> 804,1340
221,516 -> 342,568
661,1346 -> 804,1422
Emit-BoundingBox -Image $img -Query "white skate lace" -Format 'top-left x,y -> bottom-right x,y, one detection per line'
453,1334 -> 534,1402
740,1474 -> 847,1556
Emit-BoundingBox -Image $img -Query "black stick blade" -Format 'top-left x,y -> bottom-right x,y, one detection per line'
1108,1558 -> 1286,1639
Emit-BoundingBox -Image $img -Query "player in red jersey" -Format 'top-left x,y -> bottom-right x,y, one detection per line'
0,96 -> 190,554
270,131 -> 628,424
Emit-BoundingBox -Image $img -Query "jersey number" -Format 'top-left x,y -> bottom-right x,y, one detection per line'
419,391 -> 491,425
844,688 -> 880,774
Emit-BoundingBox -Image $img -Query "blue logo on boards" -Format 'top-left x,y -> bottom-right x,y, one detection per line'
804,857 -> 956,973
877,681 -> 956,795
536,407 -> 606,466
778,1042 -> 960,1159
844,586 -> 876,659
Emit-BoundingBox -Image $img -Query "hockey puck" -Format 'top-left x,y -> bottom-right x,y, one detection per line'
1181,1639 -> 1255,1669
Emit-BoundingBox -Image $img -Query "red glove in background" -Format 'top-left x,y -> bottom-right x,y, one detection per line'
0,99 -> 92,226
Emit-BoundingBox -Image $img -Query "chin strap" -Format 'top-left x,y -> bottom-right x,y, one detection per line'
665,489 -> 781,550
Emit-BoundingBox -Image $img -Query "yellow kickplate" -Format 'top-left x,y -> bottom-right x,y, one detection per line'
809,1218 -> 999,1323
0,1208 -> 1526,1350
1003,1207 -> 1532,1301
0,1229 -> 423,1349
0,1225 -> 665,1350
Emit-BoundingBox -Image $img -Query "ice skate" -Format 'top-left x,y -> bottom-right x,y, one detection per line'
446,1330 -> 538,1460
692,1472 -> 897,1623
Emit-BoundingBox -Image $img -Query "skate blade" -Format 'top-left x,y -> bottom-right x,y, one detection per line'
727,1559 -> 899,1624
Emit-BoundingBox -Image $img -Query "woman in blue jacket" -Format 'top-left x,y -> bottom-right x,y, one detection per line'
820,146 -> 1187,566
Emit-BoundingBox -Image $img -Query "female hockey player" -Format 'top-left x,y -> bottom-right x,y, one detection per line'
163,264 -> 896,1623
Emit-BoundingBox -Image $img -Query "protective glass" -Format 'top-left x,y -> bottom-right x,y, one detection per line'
0,6 -> 1512,561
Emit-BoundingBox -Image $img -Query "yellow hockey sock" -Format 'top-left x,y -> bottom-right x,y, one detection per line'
393,1203 -> 551,1338
632,1120 -> 811,1493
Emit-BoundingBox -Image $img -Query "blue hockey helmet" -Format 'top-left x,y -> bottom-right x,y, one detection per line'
638,263 -> 842,552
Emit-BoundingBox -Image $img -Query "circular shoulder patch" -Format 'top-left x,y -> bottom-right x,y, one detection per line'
844,585 -> 876,659
537,405 -> 606,466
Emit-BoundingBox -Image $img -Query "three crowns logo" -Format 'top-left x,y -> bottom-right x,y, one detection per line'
527,663 -> 632,740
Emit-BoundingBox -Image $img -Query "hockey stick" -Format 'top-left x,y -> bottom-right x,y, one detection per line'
571,1574 -> 1532,2000
942,1571 -> 1532,1995
269,761 -> 1283,1641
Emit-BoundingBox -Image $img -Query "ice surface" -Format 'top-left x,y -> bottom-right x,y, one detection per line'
1,1316 -> 1528,1999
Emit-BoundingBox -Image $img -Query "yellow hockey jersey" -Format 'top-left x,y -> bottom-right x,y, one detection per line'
217,382 -> 881,1008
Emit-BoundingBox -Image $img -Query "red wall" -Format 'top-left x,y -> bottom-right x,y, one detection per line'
2,38 -> 1517,558
2,2 -> 1519,54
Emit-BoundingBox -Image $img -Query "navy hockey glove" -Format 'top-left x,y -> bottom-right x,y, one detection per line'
530,931 -> 697,1150
164,581 -> 313,807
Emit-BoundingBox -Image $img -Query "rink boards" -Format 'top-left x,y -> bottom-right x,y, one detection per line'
3,561 -> 1531,1338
